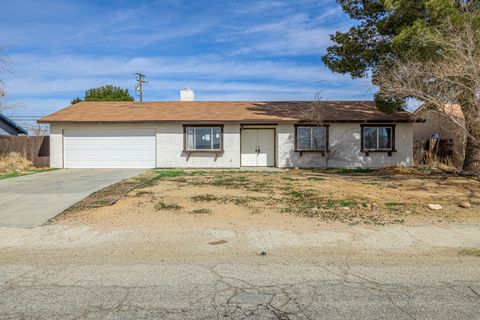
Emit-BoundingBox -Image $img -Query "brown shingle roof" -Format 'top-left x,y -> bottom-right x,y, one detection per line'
37,101 -> 415,123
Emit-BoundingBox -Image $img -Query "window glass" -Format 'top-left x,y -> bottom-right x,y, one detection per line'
212,127 -> 221,149
297,127 -> 312,150
185,127 -> 222,150
186,127 -> 194,149
312,127 -> 327,149
297,126 -> 327,150
378,127 -> 391,149
363,127 -> 378,150
195,128 -> 212,149
363,127 -> 393,150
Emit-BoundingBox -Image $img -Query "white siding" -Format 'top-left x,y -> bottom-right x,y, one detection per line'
49,122 -> 413,169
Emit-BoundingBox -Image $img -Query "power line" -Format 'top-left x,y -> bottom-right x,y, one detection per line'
134,73 -> 147,103
8,116 -> 43,118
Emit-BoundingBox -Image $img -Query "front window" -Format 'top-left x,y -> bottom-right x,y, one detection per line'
362,126 -> 393,151
296,126 -> 327,151
186,127 -> 222,151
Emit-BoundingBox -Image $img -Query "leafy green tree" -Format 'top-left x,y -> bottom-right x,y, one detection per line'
71,85 -> 134,105
84,85 -> 134,102
322,0 -> 472,112
71,97 -> 82,104
323,0 -> 480,172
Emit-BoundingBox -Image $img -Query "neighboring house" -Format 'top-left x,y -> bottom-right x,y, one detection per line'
38,91 -> 417,169
0,113 -> 28,136
413,104 -> 466,168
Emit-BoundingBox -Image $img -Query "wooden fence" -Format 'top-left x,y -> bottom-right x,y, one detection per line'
0,136 -> 50,168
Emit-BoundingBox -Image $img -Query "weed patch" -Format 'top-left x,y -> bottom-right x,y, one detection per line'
134,190 -> 154,197
307,177 -> 325,181
137,169 -> 210,188
0,171 -> 23,180
191,194 -> 220,202
459,248 -> 480,257
155,201 -> 182,211
0,168 -> 58,180
385,202 -> 405,207
338,200 -> 358,207
281,176 -> 296,181
246,181 -> 271,192
326,168 -> 374,174
190,208 -> 212,214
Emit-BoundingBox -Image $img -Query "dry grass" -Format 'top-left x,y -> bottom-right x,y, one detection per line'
0,152 -> 32,174
459,248 -> 480,257
376,165 -> 420,176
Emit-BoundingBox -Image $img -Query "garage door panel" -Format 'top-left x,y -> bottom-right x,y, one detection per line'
64,129 -> 156,168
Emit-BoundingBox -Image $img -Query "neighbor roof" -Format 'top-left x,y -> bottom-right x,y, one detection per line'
37,101 -> 416,124
414,103 -> 464,120
0,113 -> 28,135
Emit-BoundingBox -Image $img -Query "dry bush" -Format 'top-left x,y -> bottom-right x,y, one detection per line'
0,152 -> 32,174
376,165 -> 420,176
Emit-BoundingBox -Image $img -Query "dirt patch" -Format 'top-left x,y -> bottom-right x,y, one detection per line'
53,169 -> 480,229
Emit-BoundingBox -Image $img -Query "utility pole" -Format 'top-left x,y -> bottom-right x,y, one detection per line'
134,73 -> 146,103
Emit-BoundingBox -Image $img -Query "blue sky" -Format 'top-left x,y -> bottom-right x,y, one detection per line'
0,0 -> 374,117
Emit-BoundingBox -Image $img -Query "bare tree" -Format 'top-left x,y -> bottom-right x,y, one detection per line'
376,15 -> 480,173
295,92 -> 326,127
0,47 -> 10,113
294,93 -> 358,168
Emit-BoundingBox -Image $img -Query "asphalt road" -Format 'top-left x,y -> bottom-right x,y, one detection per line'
2,259 -> 479,319
0,169 -> 143,227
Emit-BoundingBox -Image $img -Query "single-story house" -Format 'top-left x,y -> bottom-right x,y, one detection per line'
38,93 -> 417,169
0,113 -> 28,136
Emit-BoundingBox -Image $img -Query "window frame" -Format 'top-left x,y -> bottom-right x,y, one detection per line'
183,124 -> 224,152
294,124 -> 329,153
360,124 -> 396,154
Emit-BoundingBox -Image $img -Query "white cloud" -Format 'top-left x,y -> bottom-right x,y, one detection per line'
7,54 -> 350,84
0,0 -> 373,117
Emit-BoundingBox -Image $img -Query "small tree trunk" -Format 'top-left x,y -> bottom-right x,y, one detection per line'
463,133 -> 480,174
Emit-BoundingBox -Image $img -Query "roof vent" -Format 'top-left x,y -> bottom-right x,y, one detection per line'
180,88 -> 195,101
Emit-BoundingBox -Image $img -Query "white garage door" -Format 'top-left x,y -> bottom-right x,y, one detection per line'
64,129 -> 156,168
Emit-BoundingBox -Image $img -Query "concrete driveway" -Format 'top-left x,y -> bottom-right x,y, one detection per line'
0,169 -> 144,228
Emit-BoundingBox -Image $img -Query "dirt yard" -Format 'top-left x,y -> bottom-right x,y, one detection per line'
55,168 -> 480,227
28,168 -> 476,261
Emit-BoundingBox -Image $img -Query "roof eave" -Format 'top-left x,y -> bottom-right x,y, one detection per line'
37,118 -> 420,124
0,114 -> 28,135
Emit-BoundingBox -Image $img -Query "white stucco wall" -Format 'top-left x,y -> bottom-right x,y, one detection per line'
277,123 -> 413,168
49,122 -> 413,169
49,124 -> 63,168
49,123 -> 240,168
156,123 -> 240,168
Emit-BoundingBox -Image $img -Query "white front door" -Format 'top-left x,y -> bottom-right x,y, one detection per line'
64,129 -> 156,168
241,129 -> 275,167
